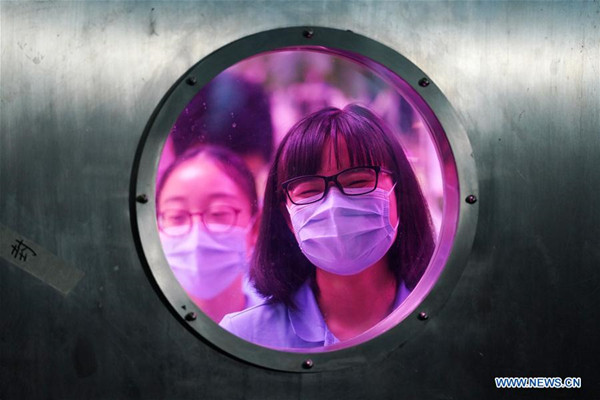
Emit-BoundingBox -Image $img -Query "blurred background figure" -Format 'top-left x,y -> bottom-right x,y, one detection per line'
157,145 -> 262,322
158,72 -> 274,201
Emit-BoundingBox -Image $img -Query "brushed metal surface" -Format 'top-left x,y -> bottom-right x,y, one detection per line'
132,26 -> 478,371
1,1 -> 599,399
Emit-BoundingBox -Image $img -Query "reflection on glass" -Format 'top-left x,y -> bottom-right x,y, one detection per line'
220,105 -> 435,349
158,145 -> 262,322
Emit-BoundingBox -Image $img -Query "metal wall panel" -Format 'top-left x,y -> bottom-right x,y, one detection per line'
1,1 -> 598,399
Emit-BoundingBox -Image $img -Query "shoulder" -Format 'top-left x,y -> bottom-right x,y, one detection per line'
219,301 -> 294,348
220,280 -> 329,349
242,274 -> 265,308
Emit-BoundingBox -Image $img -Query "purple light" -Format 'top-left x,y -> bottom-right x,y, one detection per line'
156,47 -> 459,351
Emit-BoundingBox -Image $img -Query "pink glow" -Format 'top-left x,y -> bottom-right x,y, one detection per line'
156,47 -> 459,351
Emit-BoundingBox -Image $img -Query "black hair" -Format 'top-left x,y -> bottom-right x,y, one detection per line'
251,104 -> 435,307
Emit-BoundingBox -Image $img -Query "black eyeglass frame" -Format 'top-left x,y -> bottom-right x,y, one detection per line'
157,206 -> 242,237
281,166 -> 395,205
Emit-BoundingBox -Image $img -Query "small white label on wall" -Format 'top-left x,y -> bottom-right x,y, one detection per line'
0,223 -> 84,295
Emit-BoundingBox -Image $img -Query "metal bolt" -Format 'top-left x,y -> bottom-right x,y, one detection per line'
186,76 -> 197,86
136,194 -> 148,204
465,195 -> 478,204
302,359 -> 314,369
417,311 -> 429,321
185,312 -> 197,321
418,78 -> 430,87
303,29 -> 314,39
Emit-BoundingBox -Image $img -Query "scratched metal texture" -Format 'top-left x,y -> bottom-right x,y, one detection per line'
1,1 -> 599,399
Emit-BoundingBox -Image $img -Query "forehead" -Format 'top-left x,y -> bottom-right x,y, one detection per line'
159,156 -> 248,209
318,138 -> 352,175
279,117 -> 392,182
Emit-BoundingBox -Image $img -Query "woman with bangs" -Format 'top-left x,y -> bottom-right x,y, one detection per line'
220,104 -> 435,348
158,145 -> 263,322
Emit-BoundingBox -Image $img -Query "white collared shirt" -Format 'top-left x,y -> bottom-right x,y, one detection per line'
220,279 -> 410,349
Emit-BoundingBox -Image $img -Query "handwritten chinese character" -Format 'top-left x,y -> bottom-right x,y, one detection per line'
10,239 -> 37,262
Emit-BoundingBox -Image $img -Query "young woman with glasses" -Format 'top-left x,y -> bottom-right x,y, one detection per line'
220,104 -> 435,348
157,145 -> 262,322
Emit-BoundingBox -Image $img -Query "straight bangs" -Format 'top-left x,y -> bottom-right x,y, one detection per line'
277,105 -> 394,192
330,107 -> 395,171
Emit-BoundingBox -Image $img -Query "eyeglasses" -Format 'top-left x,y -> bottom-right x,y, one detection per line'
158,205 -> 241,237
281,166 -> 395,205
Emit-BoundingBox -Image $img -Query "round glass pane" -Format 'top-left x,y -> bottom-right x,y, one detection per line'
157,49 -> 444,348
132,27 -> 477,371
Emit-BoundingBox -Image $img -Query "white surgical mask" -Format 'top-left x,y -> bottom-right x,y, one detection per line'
160,224 -> 249,300
287,186 -> 398,276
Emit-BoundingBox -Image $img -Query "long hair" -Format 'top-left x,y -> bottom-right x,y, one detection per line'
251,104 -> 435,307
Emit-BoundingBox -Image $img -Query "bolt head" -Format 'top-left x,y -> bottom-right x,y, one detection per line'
417,311 -> 429,321
302,359 -> 314,369
465,195 -> 478,204
418,78 -> 430,87
185,312 -> 197,321
186,76 -> 197,86
136,194 -> 148,204
303,29 -> 314,39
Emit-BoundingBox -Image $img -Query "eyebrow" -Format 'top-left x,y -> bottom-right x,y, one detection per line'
162,192 -> 240,205
207,192 -> 239,201
162,196 -> 186,204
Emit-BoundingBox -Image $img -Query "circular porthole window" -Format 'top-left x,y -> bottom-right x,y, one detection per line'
131,27 -> 478,371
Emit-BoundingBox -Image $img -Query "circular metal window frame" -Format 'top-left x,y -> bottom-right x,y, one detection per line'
130,26 -> 478,372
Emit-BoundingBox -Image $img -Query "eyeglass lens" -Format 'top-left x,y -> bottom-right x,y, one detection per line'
287,167 -> 378,204
159,205 -> 238,236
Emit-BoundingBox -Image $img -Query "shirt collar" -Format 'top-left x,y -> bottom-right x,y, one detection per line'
287,279 -> 411,345
288,281 -> 328,343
